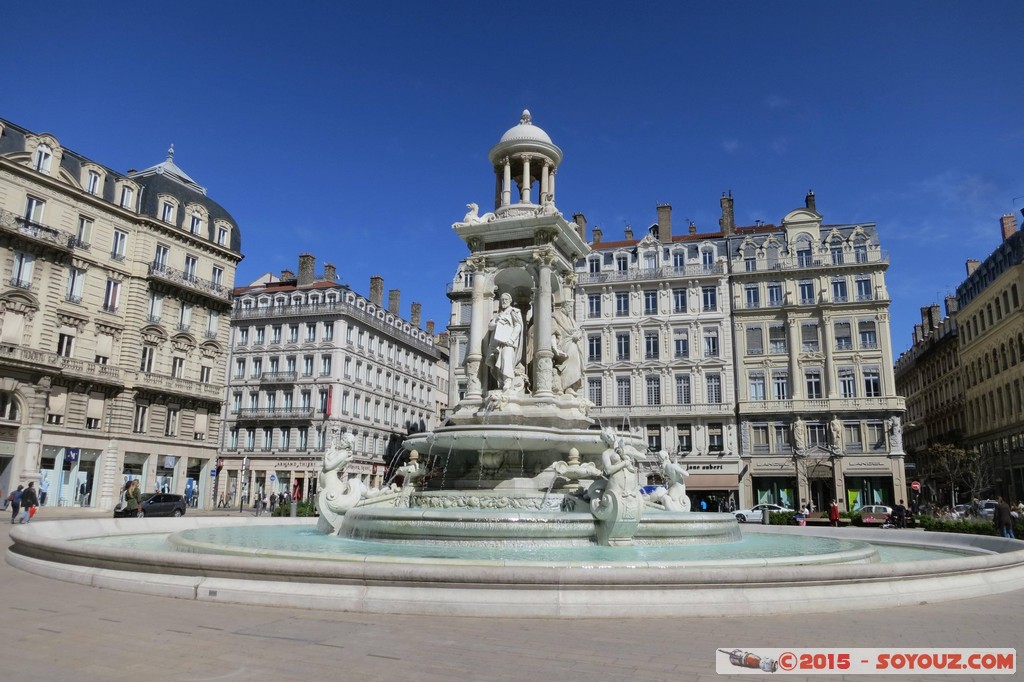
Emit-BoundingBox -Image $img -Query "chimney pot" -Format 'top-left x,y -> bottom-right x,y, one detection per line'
369,275 -> 384,306
624,224 -> 633,240
719,192 -> 735,236
1000,214 -> 1017,241
426,320 -> 435,335
298,253 -> 315,286
592,226 -> 602,244
323,263 -> 337,282
281,269 -> 295,281
805,189 -> 816,211
388,289 -> 400,315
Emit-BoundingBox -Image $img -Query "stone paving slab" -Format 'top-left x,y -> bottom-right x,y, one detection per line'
2,511 -> 1021,681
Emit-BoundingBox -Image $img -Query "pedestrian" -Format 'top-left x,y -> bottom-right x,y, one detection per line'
125,479 -> 142,516
19,482 -> 39,523
8,485 -> 23,522
261,493 -> 268,514
828,500 -> 840,527
807,499 -> 815,514
254,494 -> 262,516
893,499 -> 908,529
993,496 -> 1015,539
39,475 -> 49,506
269,492 -> 277,513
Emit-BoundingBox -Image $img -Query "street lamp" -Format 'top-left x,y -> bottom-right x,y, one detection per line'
212,457 -> 224,508
238,456 -> 248,514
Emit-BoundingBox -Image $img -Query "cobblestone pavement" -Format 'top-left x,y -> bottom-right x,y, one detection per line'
2,509 -> 1020,681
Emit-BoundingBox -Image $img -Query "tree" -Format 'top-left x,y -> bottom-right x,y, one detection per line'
915,443 -> 994,503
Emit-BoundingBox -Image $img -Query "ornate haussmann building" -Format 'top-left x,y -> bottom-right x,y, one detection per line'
220,256 -> 443,506
0,118 -> 241,510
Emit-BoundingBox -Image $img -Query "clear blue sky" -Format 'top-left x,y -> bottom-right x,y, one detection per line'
3,1 -> 1022,353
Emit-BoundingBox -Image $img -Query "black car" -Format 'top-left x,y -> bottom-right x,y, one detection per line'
113,493 -> 187,518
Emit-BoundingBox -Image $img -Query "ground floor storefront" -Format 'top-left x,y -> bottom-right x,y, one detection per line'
215,453 -> 387,509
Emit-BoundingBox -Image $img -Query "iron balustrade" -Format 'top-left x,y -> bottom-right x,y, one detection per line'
236,407 -> 315,419
148,261 -> 230,302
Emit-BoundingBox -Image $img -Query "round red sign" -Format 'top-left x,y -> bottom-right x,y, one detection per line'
911,481 -> 921,491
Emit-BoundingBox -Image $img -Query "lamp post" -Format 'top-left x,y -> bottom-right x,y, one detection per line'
238,456 -> 248,514
212,457 -> 224,508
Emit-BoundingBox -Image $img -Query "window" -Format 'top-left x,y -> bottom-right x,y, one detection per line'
798,280 -> 814,305
807,423 -> 826,447
701,286 -> 717,311
177,302 -> 192,331
797,246 -> 813,267
132,404 -> 148,433
164,408 -> 179,436
752,425 -> 770,452
244,428 -> 255,450
643,252 -> 656,270
854,243 -> 868,263
66,267 -> 85,303
102,279 -> 120,313
319,389 -> 329,413
86,170 -> 100,195
749,372 -> 766,401
270,325 -> 281,344
673,288 -> 686,312
708,423 -> 724,451
588,378 -> 603,406
34,144 -> 53,173
280,428 -> 291,451
672,251 -> 686,270
867,422 -> 885,450
141,346 -> 156,373
801,323 -> 819,352
615,291 -> 629,316
834,321 -> 852,350
305,324 -> 316,342
261,427 -> 273,449
858,321 -> 877,349
216,226 -> 229,246
588,257 -> 601,273
767,283 -> 783,306
161,201 -> 175,223
774,425 -> 790,451
183,255 -> 198,281
12,252 -> 34,289
643,290 -> 658,314
57,333 -> 74,357
255,327 -> 266,344
832,278 -> 848,303
744,284 -> 760,308
189,212 -> 203,235
171,357 -> 185,379
644,331 -> 660,359
768,325 -> 786,354
320,354 -> 332,375
844,423 -> 863,452
616,377 -> 632,406
702,330 -> 718,358
706,373 -> 722,403
206,311 -> 219,338
646,376 -> 661,405
616,255 -> 628,272
25,195 -> 45,224
702,249 -> 715,269
772,371 -> 789,400
200,365 -> 212,383
675,374 -> 691,404
211,266 -> 224,289
746,327 -> 763,355
831,246 -> 844,265
588,293 -> 601,318
745,256 -> 756,272
119,185 -> 134,210
615,333 -> 630,361
863,367 -> 881,397
297,427 -> 308,451
289,324 -> 299,343
75,216 -> 93,248
251,358 -> 262,378
856,277 -> 872,301
839,367 -> 856,398
324,322 -> 334,341
588,334 -> 602,361
673,329 -> 689,358
111,230 -> 127,261
304,356 -> 314,376
153,244 -> 169,269
805,369 -> 822,399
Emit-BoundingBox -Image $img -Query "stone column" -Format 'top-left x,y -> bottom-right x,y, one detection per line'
532,249 -> 555,397
502,158 -> 511,207
549,167 -> 556,205
494,165 -> 502,209
876,312 -> 897,395
465,257 -> 490,400
787,313 -> 802,400
541,162 -> 550,203
521,155 -> 531,204
822,313 -> 836,398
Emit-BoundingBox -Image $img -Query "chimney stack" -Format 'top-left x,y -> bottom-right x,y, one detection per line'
281,269 -> 295,281
592,226 -> 603,244
323,263 -> 337,282
965,259 -> 980,276
411,302 -> 422,327
1000,214 -> 1017,241
928,304 -> 941,332
657,204 -> 673,244
913,324 -> 924,344
370,275 -> 384,306
388,289 -> 400,315
805,189 -> 816,212
689,220 -> 697,235
624,224 -> 633,240
426,320 -> 435,335
945,295 -> 958,316
298,253 -> 315,286
573,213 -> 587,242
719,192 -> 735,236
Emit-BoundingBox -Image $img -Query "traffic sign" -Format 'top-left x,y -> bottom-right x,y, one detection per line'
270,474 -> 276,482
911,481 -> 921,491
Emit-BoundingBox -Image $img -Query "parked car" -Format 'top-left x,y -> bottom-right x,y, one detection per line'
734,503 -> 793,523
978,500 -> 998,520
857,505 -> 893,518
113,493 -> 187,518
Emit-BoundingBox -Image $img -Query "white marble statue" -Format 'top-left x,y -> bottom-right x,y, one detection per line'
648,450 -> 691,512
486,292 -> 524,391
793,416 -> 807,452
588,427 -> 643,545
316,429 -> 366,534
457,202 -> 496,226
551,300 -> 585,395
887,415 -> 903,452
830,416 -> 843,452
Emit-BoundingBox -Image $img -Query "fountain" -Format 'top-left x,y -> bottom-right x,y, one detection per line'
7,111 -> 1024,617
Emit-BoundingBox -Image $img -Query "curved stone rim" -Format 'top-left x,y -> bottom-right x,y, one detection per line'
8,518 -> 1024,618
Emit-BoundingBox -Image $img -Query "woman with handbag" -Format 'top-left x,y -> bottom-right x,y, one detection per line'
125,480 -> 142,517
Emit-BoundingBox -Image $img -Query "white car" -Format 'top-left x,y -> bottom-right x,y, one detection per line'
857,505 -> 893,518
734,503 -> 793,523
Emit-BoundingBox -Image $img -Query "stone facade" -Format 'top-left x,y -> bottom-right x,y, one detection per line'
0,117 -> 242,510
220,261 -> 442,507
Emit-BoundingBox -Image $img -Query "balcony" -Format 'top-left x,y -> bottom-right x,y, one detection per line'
0,344 -> 124,387
260,371 -> 298,383
578,262 -> 724,285
739,396 -> 906,413
8,277 -> 32,291
589,403 -> 734,417
235,407 -> 315,420
132,370 -> 224,402
148,262 -> 231,304
0,209 -> 73,254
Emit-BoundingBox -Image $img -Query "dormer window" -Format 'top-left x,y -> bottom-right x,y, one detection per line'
120,186 -> 134,210
189,212 -> 203,235
216,225 -> 228,246
34,144 -> 53,173
161,201 -> 176,223
86,170 -> 100,195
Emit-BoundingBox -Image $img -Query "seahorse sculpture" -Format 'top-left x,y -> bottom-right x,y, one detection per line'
453,202 -> 496,228
316,430 -> 365,535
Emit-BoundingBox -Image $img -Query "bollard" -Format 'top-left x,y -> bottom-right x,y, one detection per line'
290,501 -> 298,518
762,508 -> 770,525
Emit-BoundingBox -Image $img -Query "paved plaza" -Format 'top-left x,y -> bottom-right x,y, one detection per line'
2,509 -> 1020,681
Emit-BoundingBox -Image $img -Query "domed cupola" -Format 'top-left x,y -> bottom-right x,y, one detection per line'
488,110 -> 563,213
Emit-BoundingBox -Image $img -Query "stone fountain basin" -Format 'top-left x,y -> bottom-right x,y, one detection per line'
403,424 -> 645,459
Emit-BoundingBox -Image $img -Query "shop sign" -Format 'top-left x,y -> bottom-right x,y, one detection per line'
683,462 -> 740,474
750,459 -> 794,473
843,458 -> 891,471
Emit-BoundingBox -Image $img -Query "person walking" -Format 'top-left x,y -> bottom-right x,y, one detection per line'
828,500 -> 840,527
18,482 -> 39,523
8,485 -> 23,522
893,499 -> 908,529
993,496 -> 1015,539
125,480 -> 142,516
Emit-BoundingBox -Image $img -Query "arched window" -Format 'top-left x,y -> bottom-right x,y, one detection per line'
0,391 -> 20,421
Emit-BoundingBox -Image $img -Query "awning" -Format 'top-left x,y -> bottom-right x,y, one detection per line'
686,473 -> 740,490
